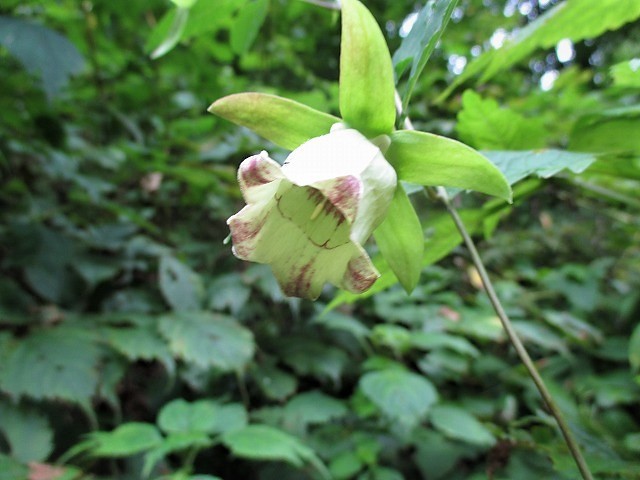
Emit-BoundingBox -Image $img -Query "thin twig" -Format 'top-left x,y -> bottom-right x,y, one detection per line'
395,93 -> 594,480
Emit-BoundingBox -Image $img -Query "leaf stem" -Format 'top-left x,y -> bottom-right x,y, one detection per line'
395,93 -> 594,480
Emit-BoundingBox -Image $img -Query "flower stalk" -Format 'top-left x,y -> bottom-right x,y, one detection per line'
396,94 -> 594,480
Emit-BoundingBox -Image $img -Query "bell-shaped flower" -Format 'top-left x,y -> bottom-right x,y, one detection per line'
227,126 -> 397,299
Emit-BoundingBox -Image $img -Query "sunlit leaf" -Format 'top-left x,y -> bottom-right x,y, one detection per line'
393,0 -> 459,108
230,0 -> 269,55
438,0 -> 640,100
374,182 -> 424,294
87,423 -> 163,457
456,90 -> 548,150
339,0 -> 395,136
208,93 -> 339,150
611,59 -> 640,88
386,130 -> 512,200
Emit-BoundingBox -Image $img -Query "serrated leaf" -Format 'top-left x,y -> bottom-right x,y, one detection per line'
230,0 -> 269,55
222,424 -> 329,478
87,423 -> 163,457
0,327 -> 101,404
102,325 -> 172,364
0,401 -> 53,462
0,16 -> 85,99
339,0 -> 395,136
393,0 -> 459,108
374,182 -> 424,293
438,0 -> 640,100
481,150 -> 596,187
360,369 -> 438,429
158,399 -> 247,435
386,130 -> 512,200
456,90 -> 548,150
283,391 -> 348,426
208,93 -> 339,150
429,404 -> 496,446
158,312 -> 254,371
159,255 -> 204,312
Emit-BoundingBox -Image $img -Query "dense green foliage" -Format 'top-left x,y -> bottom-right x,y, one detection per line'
1,0 -> 639,479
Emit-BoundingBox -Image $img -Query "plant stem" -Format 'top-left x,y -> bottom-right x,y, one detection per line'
395,93 -> 594,480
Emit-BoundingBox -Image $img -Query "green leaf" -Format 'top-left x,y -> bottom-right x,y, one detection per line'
87,423 -> 163,457
570,114 -> 640,154
230,0 -> 269,55
222,425 -> 329,477
360,369 -> 438,429
393,0 -> 459,108
429,404 -> 495,446
438,0 -> 640,100
339,0 -> 395,136
386,130 -> 512,200
456,91 -> 548,150
150,6 -> 190,59
253,364 -> 298,401
159,255 -> 204,311
630,323 -> 640,372
0,327 -> 101,405
611,59 -> 640,88
0,401 -> 53,462
0,16 -> 85,100
143,432 -> 214,478
481,150 -> 597,186
208,93 -> 340,151
283,391 -> 348,426
0,454 -> 27,480
158,312 -> 255,371
158,399 -> 247,435
374,182 -> 424,294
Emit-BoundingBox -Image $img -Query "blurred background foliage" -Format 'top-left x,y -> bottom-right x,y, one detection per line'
0,0 -> 639,479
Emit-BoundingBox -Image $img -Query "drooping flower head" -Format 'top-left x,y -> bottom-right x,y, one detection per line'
228,126 -> 396,299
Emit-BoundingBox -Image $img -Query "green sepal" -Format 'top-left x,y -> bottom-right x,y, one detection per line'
339,0 -> 396,136
208,93 -> 340,151
374,182 -> 424,294
386,130 -> 512,201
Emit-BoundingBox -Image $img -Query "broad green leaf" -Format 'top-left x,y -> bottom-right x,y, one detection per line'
158,399 -> 247,435
611,59 -> 640,88
0,16 -> 85,100
630,324 -> 640,371
150,6 -> 190,59
570,114 -> 640,154
481,150 -> 597,186
253,364 -> 298,401
143,432 -> 214,478
158,312 -> 255,371
438,0 -> 640,100
374,183 -> 424,294
230,0 -> 269,55
0,327 -> 101,405
393,0 -> 459,108
222,425 -> 329,477
411,332 -> 480,358
386,130 -> 512,200
102,325 -> 173,365
359,369 -> 438,429
0,401 -> 53,462
0,454 -> 27,480
277,337 -> 349,384
429,405 -> 496,446
87,423 -> 163,457
159,255 -> 204,311
171,0 -> 197,7
283,391 -> 348,426
146,0 -> 244,54
456,91 -> 547,150
208,93 -> 340,150
339,0 -> 395,136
